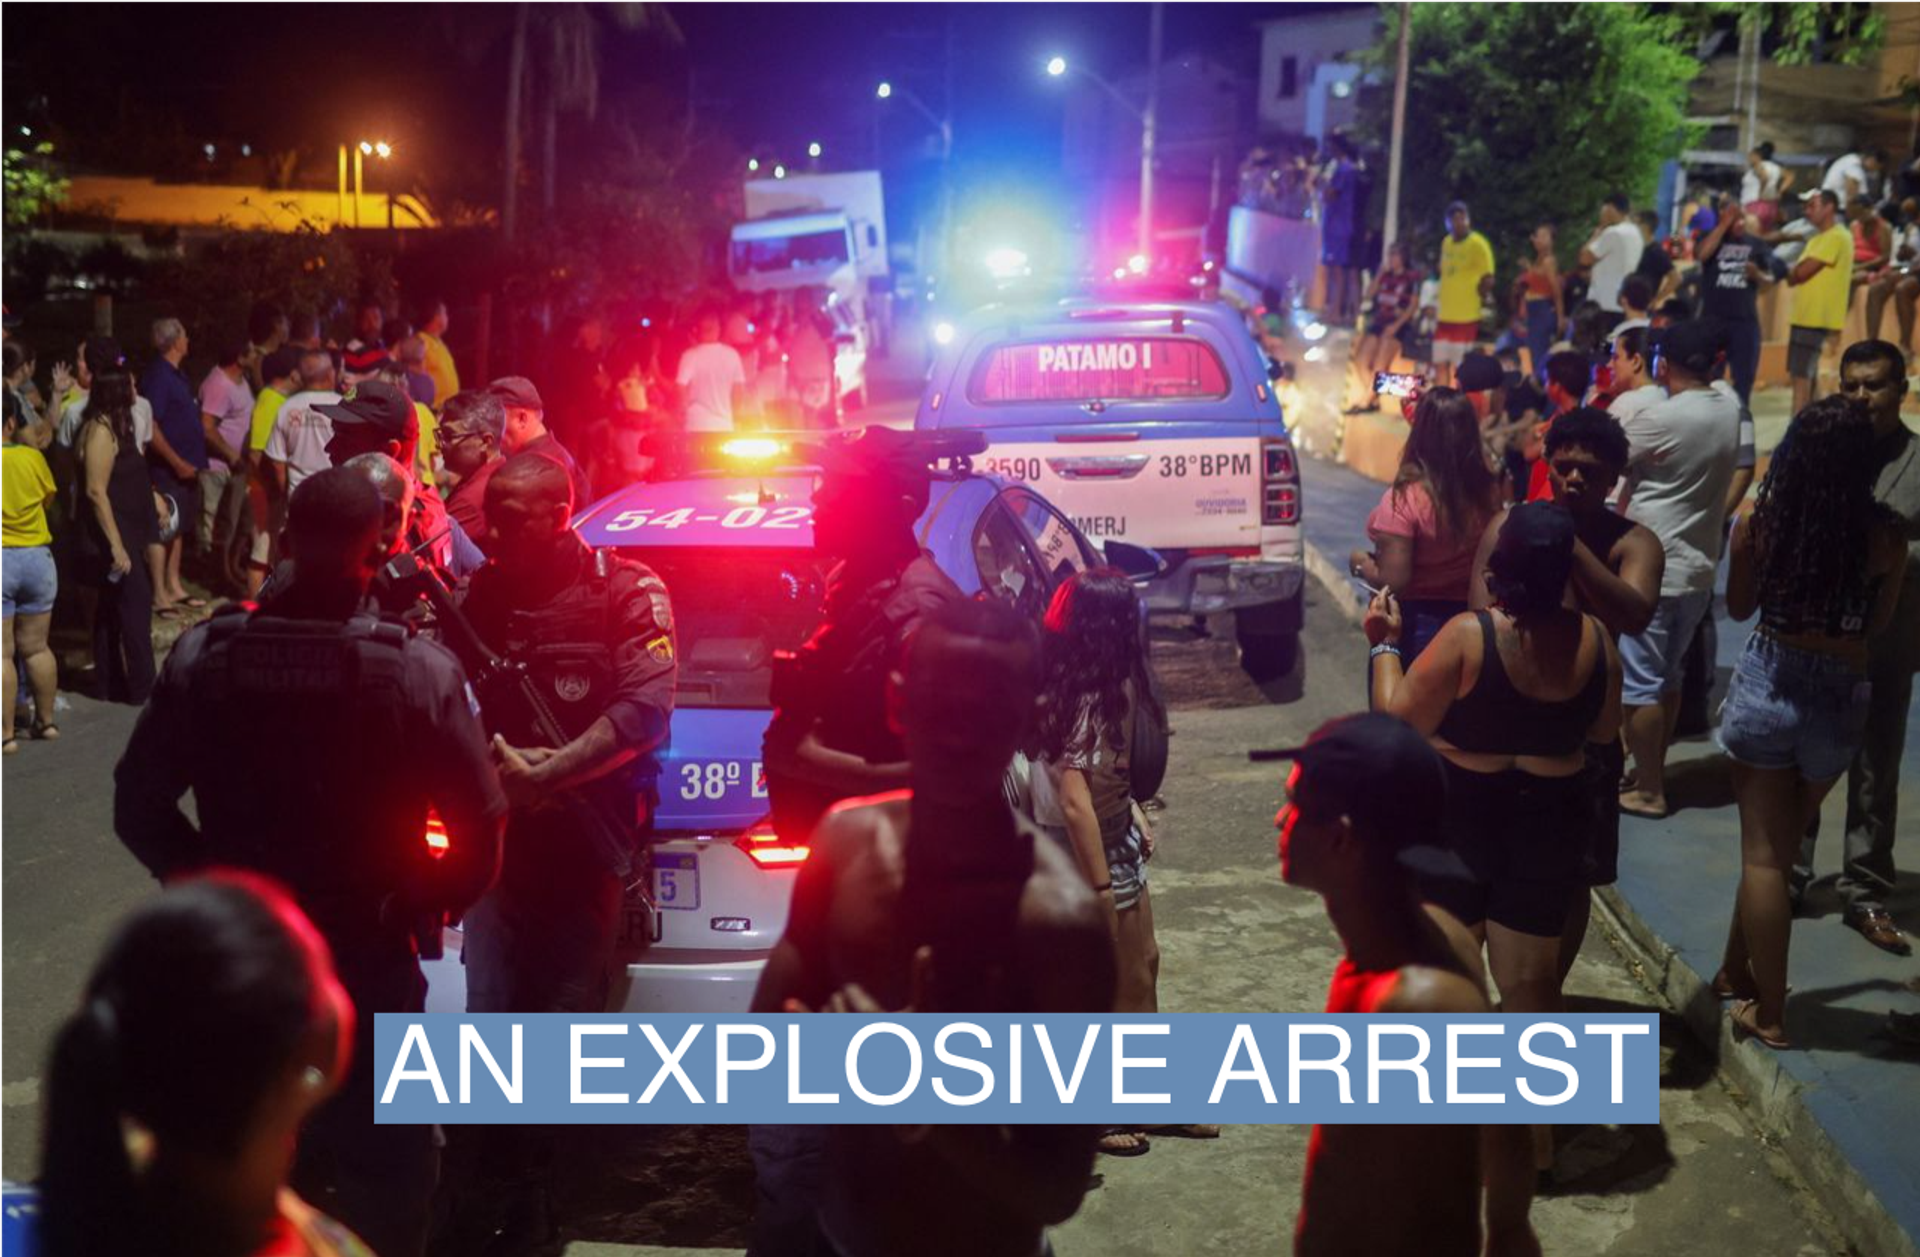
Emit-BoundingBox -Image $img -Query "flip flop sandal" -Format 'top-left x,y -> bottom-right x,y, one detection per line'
1618,798 -> 1669,821
1712,971 -> 1788,1001
30,720 -> 58,741
181,597 -> 210,610
2,737 -> 18,756
1097,1129 -> 1151,1157
1730,1000 -> 1790,1050
1142,1124 -> 1222,1139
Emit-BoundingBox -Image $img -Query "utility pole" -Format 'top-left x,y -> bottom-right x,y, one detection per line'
1139,0 -> 1163,263
1381,1 -> 1411,256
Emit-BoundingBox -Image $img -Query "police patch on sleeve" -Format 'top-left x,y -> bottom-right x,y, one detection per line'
645,634 -> 674,665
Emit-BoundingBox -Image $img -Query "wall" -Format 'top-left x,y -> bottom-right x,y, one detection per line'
1255,7 -> 1379,138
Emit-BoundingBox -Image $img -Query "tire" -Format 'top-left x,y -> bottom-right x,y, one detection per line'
1130,664 -> 1170,802
1236,627 -> 1300,680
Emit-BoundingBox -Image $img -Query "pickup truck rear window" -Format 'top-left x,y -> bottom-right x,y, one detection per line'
967,337 -> 1231,404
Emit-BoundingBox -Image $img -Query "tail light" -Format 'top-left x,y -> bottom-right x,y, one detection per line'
1262,438 -> 1300,525
735,821 -> 810,869
424,809 -> 449,859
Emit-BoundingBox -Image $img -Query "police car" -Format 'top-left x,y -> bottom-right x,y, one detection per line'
915,299 -> 1306,672
425,432 -> 1161,1016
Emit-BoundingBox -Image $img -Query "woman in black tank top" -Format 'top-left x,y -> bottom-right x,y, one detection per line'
1367,504 -> 1621,1018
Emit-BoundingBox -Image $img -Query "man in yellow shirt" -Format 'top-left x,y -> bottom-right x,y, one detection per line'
417,300 -> 460,408
1435,201 -> 1495,388
244,348 -> 299,596
1787,189 -> 1855,413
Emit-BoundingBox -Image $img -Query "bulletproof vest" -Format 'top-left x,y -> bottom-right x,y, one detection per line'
485,548 -> 625,747
184,604 -> 418,905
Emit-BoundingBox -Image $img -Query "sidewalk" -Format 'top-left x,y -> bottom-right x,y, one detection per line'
1295,450 -> 1920,1257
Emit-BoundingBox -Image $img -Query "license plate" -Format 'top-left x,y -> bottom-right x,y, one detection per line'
653,851 -> 700,911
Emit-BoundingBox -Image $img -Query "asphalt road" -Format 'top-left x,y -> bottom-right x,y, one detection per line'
0,586 -> 1852,1255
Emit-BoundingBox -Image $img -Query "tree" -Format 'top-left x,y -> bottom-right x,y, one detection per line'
1675,3 -> 1887,67
1356,4 -> 1698,295
4,141 -> 70,229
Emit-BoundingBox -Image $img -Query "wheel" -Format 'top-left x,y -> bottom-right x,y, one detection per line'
1235,626 -> 1300,681
1130,692 -> 1170,802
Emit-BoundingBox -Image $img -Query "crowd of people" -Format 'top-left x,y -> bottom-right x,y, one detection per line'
0,281 -> 858,745
1347,327 -> 1915,1066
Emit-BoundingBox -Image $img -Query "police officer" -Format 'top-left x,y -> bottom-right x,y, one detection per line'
751,426 -> 961,1257
761,426 -> 962,841
113,466 -> 507,1257
441,452 -> 673,1250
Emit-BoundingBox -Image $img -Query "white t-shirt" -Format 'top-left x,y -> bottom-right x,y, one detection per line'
265,390 -> 342,492
675,342 -> 747,432
1822,153 -> 1868,198
198,368 -> 254,473
1620,384 -> 1741,596
1740,161 -> 1783,204
1589,220 -> 1646,312
58,393 -> 152,453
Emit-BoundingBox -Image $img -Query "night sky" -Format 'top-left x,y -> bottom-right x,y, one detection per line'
2,4 -> 1290,184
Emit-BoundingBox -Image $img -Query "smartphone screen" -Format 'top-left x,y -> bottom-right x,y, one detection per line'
1375,370 -> 1426,398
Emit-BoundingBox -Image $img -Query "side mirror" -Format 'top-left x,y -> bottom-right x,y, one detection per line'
1103,540 -> 1167,581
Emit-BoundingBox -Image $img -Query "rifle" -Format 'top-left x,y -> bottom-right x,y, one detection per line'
381,552 -> 654,903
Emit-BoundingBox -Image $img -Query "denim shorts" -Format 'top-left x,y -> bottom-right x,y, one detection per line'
1619,589 -> 1713,705
1041,811 -> 1147,910
1717,633 -> 1870,782
2,544 -> 57,616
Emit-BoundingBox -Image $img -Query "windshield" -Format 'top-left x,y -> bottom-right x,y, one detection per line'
731,227 -> 852,276
967,336 -> 1231,404
638,549 -> 829,708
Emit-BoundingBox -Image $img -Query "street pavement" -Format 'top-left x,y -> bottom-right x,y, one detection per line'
1,589 -> 1854,1256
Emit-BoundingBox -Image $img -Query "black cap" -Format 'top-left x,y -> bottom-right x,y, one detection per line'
315,380 -> 415,438
1250,712 -> 1466,882
1457,351 -> 1505,394
487,375 -> 545,411
1652,320 -> 1722,377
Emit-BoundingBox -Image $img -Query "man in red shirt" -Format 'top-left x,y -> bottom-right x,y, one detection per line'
1264,713 -> 1539,1257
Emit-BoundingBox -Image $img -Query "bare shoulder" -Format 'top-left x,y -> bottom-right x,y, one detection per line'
1375,966 -> 1489,1016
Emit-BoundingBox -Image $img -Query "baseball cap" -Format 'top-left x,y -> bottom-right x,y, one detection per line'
1250,712 -> 1467,882
314,380 -> 415,439
488,376 -> 545,411
1652,321 -> 1722,377
1456,351 -> 1504,394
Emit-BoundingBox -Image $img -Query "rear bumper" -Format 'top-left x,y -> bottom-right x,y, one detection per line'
612,953 -> 769,1016
1144,553 -> 1304,617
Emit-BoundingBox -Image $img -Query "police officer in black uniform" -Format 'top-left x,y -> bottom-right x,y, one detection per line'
113,466 -> 507,1257
762,426 -> 963,841
750,426 -> 962,1257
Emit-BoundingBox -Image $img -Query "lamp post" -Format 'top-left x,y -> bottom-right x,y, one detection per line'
876,79 -> 955,281
1046,6 -> 1162,267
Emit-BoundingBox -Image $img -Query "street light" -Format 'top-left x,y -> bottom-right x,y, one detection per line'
808,140 -> 823,159
876,79 -> 956,278
340,140 -> 394,229
773,164 -> 787,179
748,157 -> 760,172
1044,6 -> 1162,267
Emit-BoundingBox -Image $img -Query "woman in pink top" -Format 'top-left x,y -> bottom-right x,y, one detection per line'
1350,387 -> 1502,664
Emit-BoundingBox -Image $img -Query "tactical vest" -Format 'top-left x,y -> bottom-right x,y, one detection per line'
184,604 -> 418,907
485,548 -> 628,748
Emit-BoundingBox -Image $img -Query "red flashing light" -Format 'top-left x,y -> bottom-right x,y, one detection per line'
424,810 -> 449,858
735,822 -> 810,869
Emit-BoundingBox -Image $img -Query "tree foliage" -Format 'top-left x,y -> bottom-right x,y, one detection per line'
144,219 -> 376,346
1674,3 -> 1887,68
1357,4 -> 1698,295
4,141 -> 70,228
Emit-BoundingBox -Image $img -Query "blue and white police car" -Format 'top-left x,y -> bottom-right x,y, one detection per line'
915,299 -> 1306,672
426,432 -> 1157,1016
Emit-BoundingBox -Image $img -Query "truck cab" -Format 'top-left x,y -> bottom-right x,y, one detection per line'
914,299 -> 1306,670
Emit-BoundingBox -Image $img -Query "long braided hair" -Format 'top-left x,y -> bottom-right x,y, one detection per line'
1752,397 -> 1886,631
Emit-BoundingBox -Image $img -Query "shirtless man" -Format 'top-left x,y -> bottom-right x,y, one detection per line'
751,597 -> 1116,1257
1468,407 -> 1664,980
1267,712 -> 1538,1257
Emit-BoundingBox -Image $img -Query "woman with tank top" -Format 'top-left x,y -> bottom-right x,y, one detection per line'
79,371 -> 159,704
1713,398 -> 1906,1050
1367,502 -> 1621,1005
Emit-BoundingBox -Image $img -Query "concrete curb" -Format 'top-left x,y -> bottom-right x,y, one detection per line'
1594,887 -> 1919,1257
1302,532 -> 1918,1257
